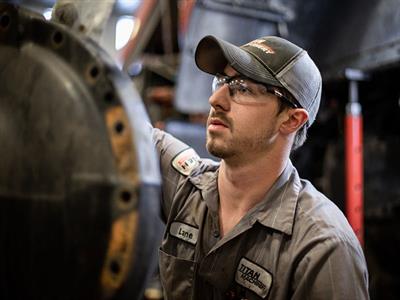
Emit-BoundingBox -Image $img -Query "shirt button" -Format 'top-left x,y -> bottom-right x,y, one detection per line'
213,230 -> 220,238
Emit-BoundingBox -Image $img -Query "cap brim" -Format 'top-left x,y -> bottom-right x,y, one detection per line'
195,35 -> 281,87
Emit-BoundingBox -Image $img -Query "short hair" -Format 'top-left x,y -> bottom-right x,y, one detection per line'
276,95 -> 308,151
292,124 -> 307,151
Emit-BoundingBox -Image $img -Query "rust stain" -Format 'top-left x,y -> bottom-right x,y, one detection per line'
105,105 -> 140,185
100,211 -> 139,296
101,105 -> 140,297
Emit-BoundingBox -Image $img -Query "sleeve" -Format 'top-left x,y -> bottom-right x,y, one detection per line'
291,237 -> 370,300
151,127 -> 200,221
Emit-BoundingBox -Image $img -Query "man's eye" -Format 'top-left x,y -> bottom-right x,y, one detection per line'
238,84 -> 248,93
236,82 -> 252,94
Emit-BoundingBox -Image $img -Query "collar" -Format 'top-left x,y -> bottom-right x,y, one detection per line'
247,160 -> 300,235
189,160 -> 301,236
189,162 -> 220,215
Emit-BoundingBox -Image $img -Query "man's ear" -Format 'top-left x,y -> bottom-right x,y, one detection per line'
280,109 -> 309,134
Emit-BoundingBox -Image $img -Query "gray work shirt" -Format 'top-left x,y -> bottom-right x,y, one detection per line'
153,128 -> 369,300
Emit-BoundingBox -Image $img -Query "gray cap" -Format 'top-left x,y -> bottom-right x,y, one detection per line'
195,35 -> 322,127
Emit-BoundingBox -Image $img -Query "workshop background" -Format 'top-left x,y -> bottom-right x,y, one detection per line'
1,0 -> 399,299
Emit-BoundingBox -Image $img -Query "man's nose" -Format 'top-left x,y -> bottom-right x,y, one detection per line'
209,85 -> 230,111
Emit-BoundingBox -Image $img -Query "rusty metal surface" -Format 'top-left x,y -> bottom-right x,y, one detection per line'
0,3 -> 161,299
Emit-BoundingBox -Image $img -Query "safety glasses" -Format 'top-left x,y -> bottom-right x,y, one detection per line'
212,73 -> 299,108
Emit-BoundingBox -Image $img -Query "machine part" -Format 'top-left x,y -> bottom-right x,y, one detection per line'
0,3 -> 162,300
198,0 -> 294,22
178,0 -> 196,36
312,0 -> 400,80
52,0 -> 115,42
121,0 -> 161,69
344,68 -> 368,246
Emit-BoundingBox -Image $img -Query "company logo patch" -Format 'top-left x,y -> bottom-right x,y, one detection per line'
169,222 -> 199,245
246,39 -> 275,54
235,257 -> 272,298
171,148 -> 200,176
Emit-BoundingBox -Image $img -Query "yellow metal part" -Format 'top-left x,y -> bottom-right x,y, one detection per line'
101,210 -> 138,297
101,105 -> 140,297
105,105 -> 140,184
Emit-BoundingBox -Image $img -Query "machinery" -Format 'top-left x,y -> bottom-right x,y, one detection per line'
0,3 -> 162,299
1,0 -> 400,299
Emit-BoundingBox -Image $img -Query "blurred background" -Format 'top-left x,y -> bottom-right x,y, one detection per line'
1,0 -> 400,299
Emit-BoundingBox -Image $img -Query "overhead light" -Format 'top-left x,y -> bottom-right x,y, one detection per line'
116,0 -> 142,13
115,16 -> 136,50
43,8 -> 52,20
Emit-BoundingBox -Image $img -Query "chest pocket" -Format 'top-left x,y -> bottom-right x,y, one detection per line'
159,220 -> 200,299
159,248 -> 198,300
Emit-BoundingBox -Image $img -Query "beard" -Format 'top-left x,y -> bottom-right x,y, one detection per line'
206,122 -> 277,160
205,108 -> 280,160
206,112 -> 234,158
206,134 -> 233,158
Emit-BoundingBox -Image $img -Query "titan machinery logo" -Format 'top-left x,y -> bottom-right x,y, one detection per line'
237,263 -> 267,290
235,257 -> 272,298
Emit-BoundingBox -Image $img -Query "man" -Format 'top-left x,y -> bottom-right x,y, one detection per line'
152,35 -> 369,299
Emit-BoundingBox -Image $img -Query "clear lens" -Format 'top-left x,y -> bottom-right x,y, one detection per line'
211,76 -> 221,93
211,74 -> 298,107
212,75 -> 251,96
212,74 -> 263,101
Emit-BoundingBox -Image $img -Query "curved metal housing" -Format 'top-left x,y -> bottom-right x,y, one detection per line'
0,4 -> 162,299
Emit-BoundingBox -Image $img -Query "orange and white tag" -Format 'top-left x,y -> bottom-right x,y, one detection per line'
171,148 -> 200,176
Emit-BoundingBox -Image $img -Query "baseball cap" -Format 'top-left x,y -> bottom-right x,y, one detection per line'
194,35 -> 322,127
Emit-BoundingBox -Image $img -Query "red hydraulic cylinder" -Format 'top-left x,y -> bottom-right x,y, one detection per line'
344,81 -> 364,246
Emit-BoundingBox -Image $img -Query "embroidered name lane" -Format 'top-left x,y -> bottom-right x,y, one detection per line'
169,222 -> 199,245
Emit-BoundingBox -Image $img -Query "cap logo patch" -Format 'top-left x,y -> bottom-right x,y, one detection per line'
246,39 -> 275,54
171,148 -> 200,176
235,257 -> 272,298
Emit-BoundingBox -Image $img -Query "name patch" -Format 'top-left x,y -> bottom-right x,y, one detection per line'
169,222 -> 199,245
171,148 -> 200,176
235,257 -> 272,298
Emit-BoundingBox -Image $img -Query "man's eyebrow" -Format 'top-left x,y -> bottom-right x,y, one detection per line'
223,73 -> 244,79
221,69 -> 240,77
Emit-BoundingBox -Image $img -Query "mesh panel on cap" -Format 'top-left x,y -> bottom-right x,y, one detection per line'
277,52 -> 322,125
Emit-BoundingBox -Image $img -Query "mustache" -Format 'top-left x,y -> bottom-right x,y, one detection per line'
207,111 -> 233,128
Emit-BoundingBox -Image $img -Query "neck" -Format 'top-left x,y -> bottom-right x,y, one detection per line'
219,148 -> 288,211
217,145 -> 289,237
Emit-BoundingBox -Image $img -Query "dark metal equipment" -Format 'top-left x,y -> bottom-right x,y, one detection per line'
296,0 -> 400,79
0,3 -> 162,300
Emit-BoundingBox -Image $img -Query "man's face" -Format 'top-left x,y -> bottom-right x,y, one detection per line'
206,66 -> 283,160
